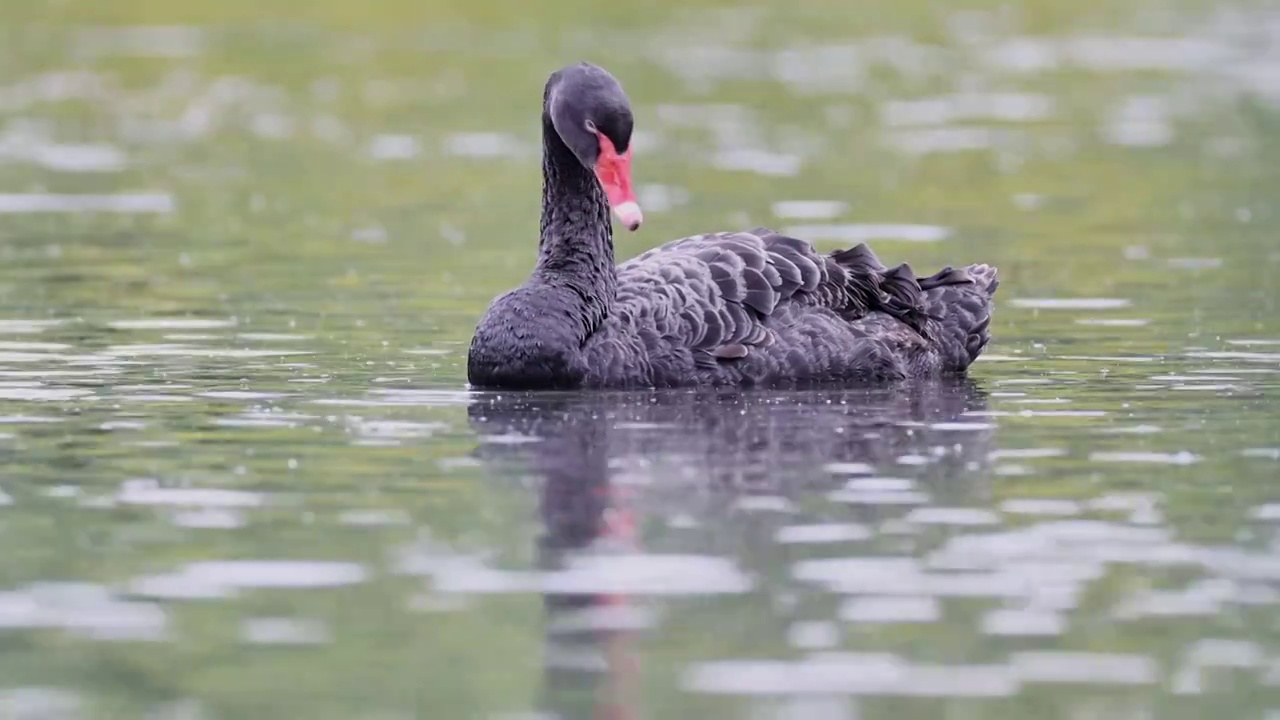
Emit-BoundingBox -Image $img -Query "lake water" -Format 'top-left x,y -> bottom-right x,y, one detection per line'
1,1 -> 1279,718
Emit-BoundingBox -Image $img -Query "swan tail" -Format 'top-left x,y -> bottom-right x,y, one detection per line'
918,263 -> 1000,371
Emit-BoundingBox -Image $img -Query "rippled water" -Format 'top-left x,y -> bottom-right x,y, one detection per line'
1,0 -> 1279,718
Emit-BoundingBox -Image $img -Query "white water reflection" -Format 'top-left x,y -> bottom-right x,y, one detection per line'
171,508 -> 246,529
780,224 -> 952,243
981,608 -> 1065,636
787,621 -> 840,650
108,318 -> 235,330
0,133 -> 128,172
711,148 -> 802,176
0,193 -> 174,213
0,320 -> 64,334
105,344 -> 310,358
0,688 -> 83,719
0,583 -> 166,640
770,200 -> 849,220
0,385 -> 92,401
443,131 -> 527,158
903,507 -> 1001,526
685,654 -> 1019,697
1075,318 -> 1150,326
115,482 -> 266,508
1102,95 -> 1175,147
881,93 -> 1055,127
775,523 -> 871,544
1010,298 -> 1132,310
368,134 -> 420,160
884,126 -> 1004,156
999,499 -> 1082,516
129,561 -> 367,600
839,596 -> 939,623
1089,451 -> 1200,465
412,553 -> 752,596
240,617 -> 331,645
1019,653 -> 1160,688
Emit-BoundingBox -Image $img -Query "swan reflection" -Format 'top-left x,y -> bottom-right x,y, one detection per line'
465,379 -> 996,719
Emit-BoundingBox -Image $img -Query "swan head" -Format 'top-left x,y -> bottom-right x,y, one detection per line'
544,62 -> 643,232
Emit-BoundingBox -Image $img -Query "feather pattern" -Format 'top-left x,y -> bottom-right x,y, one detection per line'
575,227 -> 999,388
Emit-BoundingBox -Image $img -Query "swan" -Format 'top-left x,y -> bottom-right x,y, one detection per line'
467,62 -> 999,390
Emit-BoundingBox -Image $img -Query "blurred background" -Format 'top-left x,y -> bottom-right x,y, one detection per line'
1,0 -> 1279,718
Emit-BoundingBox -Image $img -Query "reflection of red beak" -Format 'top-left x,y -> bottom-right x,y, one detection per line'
594,132 -> 643,232
598,483 -> 639,720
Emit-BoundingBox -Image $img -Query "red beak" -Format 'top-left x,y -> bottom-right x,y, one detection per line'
593,132 -> 643,232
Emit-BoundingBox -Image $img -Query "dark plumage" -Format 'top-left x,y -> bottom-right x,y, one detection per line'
467,62 -> 1000,390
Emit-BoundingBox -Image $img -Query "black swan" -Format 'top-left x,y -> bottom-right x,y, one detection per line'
467,62 -> 1000,390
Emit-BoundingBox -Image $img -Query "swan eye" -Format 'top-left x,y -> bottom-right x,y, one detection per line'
584,119 -> 597,133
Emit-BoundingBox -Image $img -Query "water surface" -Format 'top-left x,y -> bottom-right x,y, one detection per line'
1,0 -> 1279,718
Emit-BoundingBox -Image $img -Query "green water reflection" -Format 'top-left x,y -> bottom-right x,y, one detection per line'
0,0 -> 1278,718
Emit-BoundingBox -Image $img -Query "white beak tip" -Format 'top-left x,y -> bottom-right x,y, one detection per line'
612,201 -> 643,231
